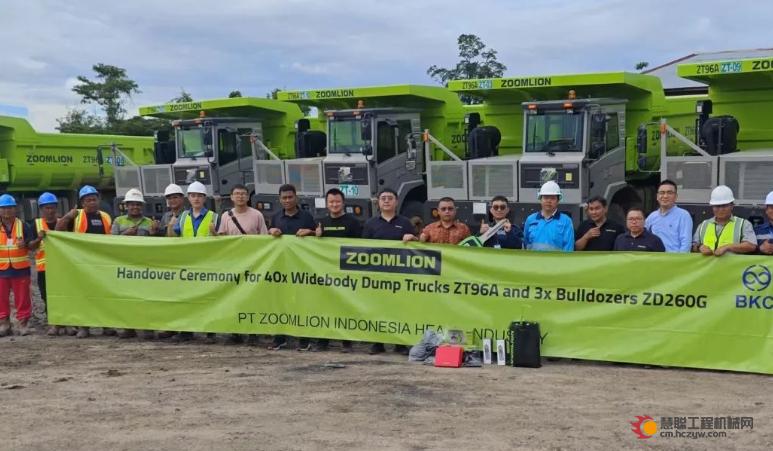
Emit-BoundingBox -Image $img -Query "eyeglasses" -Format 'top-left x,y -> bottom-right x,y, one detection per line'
657,191 -> 676,196
491,204 -> 508,211
379,196 -> 395,201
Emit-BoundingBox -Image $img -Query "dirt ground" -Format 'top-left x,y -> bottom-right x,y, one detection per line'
0,280 -> 770,450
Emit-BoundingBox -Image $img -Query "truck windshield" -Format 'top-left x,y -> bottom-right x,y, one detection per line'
330,118 -> 364,154
525,112 -> 584,153
178,128 -> 206,158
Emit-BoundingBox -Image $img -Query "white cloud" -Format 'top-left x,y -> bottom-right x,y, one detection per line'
0,0 -> 771,130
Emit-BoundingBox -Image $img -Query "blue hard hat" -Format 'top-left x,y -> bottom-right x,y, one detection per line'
0,194 -> 17,208
78,185 -> 99,199
38,192 -> 58,206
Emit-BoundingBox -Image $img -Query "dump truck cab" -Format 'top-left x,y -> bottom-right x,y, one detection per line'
127,97 -> 305,217
450,73 -> 701,225
274,85 -> 467,222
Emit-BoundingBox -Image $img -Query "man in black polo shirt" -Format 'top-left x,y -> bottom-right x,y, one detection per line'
362,188 -> 417,355
575,196 -> 624,251
614,207 -> 665,252
267,184 -> 316,351
314,188 -> 362,352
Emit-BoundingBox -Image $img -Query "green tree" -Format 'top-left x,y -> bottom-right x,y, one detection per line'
635,61 -> 649,72
170,89 -> 193,103
427,34 -> 506,104
113,115 -> 170,136
56,109 -> 106,134
71,63 -> 140,127
228,90 -> 243,98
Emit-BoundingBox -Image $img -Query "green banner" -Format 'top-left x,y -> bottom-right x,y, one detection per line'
46,232 -> 773,374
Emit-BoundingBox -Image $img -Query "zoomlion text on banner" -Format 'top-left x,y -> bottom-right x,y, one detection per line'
45,233 -> 773,374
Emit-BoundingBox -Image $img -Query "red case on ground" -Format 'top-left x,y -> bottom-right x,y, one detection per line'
434,345 -> 464,368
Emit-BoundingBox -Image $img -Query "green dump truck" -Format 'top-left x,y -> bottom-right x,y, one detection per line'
447,60 -> 773,226
445,71 -> 706,225
0,115 -> 154,219
130,97 -> 317,216
273,84 -> 499,221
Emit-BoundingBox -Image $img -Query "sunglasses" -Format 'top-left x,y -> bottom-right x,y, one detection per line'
491,204 -> 508,211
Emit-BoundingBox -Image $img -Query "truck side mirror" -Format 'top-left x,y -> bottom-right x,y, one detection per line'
361,144 -> 373,156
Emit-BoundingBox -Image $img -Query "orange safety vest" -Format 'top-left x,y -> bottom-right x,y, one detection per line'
0,218 -> 31,271
74,209 -> 112,234
34,218 -> 52,272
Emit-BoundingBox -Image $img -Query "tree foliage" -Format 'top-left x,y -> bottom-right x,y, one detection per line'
71,63 -> 140,126
228,90 -> 243,98
170,89 -> 193,103
427,34 -> 506,104
58,63 -> 170,136
635,61 -> 650,72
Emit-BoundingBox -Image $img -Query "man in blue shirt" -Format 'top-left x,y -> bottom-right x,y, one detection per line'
645,180 -> 692,253
523,181 -> 574,252
755,190 -> 773,255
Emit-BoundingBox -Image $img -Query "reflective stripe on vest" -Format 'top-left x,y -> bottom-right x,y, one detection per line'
699,216 -> 744,250
74,209 -> 112,234
180,210 -> 214,238
0,218 -> 30,270
34,218 -> 49,272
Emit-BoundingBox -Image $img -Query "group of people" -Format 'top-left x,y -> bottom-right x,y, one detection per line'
1,177 -> 771,351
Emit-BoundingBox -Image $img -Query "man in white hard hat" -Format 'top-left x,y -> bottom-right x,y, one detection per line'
168,181 -> 219,343
523,181 -> 574,251
168,181 -> 218,238
112,188 -> 158,237
692,185 -> 757,257
111,188 -> 158,340
754,191 -> 773,255
156,184 -> 186,237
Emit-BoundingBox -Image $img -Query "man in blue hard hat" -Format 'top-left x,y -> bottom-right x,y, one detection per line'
56,185 -> 113,338
0,194 -> 39,337
27,192 -> 64,336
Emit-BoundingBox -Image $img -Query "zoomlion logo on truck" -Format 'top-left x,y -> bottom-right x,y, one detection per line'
165,102 -> 203,112
340,246 -> 441,276
457,77 -> 553,90
284,90 -> 355,100
26,154 -> 74,164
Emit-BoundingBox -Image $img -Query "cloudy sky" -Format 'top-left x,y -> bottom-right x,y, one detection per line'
1,0 -> 771,131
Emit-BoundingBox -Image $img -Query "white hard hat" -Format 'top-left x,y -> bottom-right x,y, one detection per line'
124,188 -> 145,204
538,181 -> 562,199
709,185 -> 735,206
186,181 -> 208,195
765,190 -> 773,206
164,183 -> 184,197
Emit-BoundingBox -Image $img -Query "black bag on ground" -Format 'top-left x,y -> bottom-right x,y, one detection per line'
508,321 -> 541,368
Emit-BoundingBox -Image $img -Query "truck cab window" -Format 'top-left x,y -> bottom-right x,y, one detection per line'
606,113 -> 620,151
376,121 -> 396,164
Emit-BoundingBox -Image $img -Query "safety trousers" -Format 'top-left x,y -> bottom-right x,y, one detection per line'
0,276 -> 32,321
